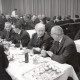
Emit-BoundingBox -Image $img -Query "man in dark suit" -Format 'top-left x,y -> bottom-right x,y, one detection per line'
28,23 -> 52,54
12,23 -> 30,47
41,25 -> 79,73
0,14 -> 7,31
1,22 -> 15,41
0,45 -> 12,80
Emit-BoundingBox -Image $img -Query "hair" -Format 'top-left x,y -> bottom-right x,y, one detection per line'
26,14 -> 32,20
41,17 -> 47,24
5,21 -> 11,25
35,22 -> 45,30
14,9 -> 17,11
75,14 -> 79,18
51,25 -> 64,35
57,16 -> 62,20
46,17 -> 50,21
14,22 -> 22,29
66,15 -> 71,19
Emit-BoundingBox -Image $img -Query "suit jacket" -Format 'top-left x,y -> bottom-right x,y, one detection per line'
0,45 -> 12,80
50,35 -> 79,72
28,33 -> 52,50
13,29 -> 30,47
1,29 -> 16,41
74,29 -> 80,40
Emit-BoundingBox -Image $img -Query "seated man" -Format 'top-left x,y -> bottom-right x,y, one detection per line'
1,22 -> 15,41
28,23 -> 52,54
0,45 -> 12,80
41,25 -> 79,73
12,23 -> 30,47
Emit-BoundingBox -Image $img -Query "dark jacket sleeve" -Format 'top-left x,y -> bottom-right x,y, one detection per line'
51,43 -> 76,63
0,45 -> 9,68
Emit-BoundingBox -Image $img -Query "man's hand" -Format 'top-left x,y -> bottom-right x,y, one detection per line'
41,50 -> 47,57
46,51 -> 53,57
32,47 -> 41,52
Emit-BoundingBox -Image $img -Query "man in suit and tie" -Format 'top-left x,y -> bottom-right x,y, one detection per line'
1,22 -> 15,41
28,23 -> 52,54
41,25 -> 79,73
12,22 -> 30,47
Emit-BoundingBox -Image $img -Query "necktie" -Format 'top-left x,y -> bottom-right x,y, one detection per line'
56,41 -> 59,49
6,31 -> 10,39
54,41 -> 59,54
36,37 -> 40,46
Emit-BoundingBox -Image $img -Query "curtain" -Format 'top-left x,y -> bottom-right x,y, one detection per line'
0,0 -> 2,13
1,0 -> 80,18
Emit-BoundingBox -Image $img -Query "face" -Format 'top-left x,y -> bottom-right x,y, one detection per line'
5,23 -> 11,31
13,26 -> 18,33
36,25 -> 45,37
51,29 -> 60,41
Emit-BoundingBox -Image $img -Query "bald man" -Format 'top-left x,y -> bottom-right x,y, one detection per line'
41,25 -> 79,73
28,23 -> 52,53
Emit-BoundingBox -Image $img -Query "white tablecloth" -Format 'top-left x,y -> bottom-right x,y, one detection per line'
6,48 -> 79,80
74,40 -> 80,53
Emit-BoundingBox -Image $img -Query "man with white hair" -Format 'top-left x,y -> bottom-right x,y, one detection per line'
28,23 -> 52,54
41,25 -> 79,73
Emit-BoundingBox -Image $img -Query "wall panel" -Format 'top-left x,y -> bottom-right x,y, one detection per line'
1,0 -> 80,18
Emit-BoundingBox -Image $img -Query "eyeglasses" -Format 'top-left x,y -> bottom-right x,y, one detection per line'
50,33 -> 57,36
50,33 -> 61,36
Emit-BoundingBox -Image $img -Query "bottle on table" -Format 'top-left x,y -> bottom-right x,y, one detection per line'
20,40 -> 23,50
25,52 -> 29,63
41,46 -> 47,57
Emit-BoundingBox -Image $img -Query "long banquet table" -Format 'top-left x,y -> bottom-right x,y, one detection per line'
5,47 -> 79,80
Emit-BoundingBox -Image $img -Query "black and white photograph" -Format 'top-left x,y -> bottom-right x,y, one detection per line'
0,0 -> 80,80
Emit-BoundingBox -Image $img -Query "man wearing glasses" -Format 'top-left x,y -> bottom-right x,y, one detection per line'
41,25 -> 79,74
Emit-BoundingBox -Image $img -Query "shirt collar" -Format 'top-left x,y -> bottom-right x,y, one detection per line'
59,37 -> 63,43
37,33 -> 45,39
